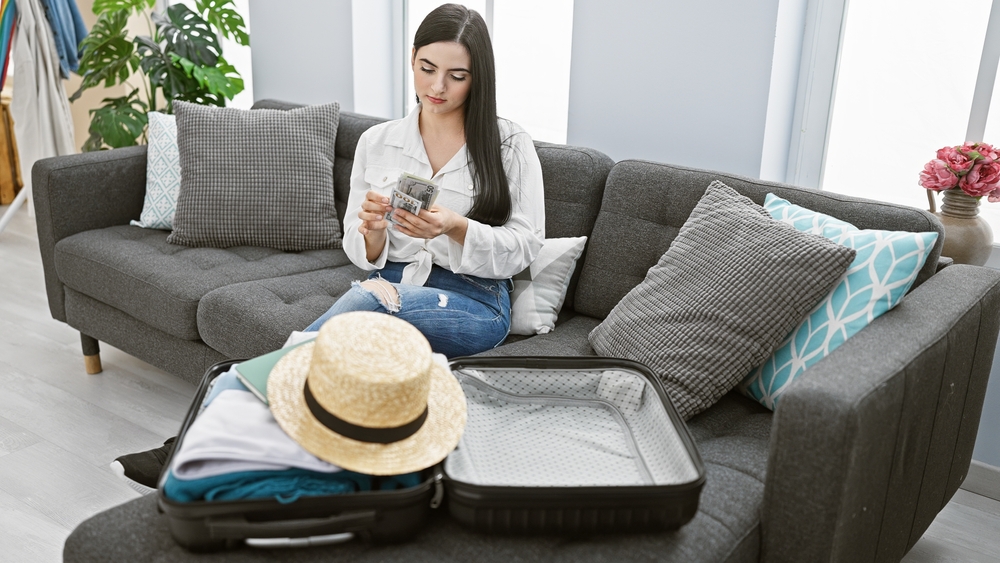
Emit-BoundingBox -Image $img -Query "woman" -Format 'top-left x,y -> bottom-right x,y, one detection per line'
304,3 -> 545,357
110,3 -> 545,490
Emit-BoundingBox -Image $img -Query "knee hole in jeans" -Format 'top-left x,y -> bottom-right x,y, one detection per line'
359,279 -> 401,313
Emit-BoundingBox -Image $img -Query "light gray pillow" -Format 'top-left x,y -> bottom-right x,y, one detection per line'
510,236 -> 588,335
167,101 -> 341,251
588,181 -> 856,420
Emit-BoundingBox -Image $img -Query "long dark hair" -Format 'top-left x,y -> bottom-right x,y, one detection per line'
413,4 -> 511,227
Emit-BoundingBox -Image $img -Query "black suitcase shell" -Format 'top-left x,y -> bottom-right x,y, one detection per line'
441,356 -> 706,535
158,356 -> 705,549
156,360 -> 439,552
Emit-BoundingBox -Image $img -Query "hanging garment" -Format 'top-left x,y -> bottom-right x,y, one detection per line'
0,0 -> 16,89
39,0 -> 85,78
11,0 -> 75,193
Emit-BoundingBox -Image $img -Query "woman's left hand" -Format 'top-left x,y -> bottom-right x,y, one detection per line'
391,204 -> 468,243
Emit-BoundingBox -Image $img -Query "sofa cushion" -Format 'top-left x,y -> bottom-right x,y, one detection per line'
63,388 -> 770,563
130,112 -> 180,230
588,182 -> 856,420
198,266 -> 365,359
54,226 -> 353,340
167,101 -> 342,251
739,193 -> 938,410
65,312 -> 772,561
574,160 -> 945,321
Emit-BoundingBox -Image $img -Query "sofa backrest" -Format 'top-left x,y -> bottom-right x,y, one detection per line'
574,159 -> 946,320
250,100 -> 384,227
251,100 -> 614,310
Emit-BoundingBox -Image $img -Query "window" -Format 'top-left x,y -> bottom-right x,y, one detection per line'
403,0 -> 574,143
822,0 -> 996,234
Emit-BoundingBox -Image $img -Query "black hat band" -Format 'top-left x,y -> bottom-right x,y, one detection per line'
303,379 -> 428,444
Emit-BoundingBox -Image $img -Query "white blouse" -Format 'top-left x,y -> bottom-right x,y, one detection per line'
342,106 -> 546,286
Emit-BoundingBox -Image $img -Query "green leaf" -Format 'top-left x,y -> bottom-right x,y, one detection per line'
135,36 -> 195,99
172,89 -> 226,109
192,58 -> 243,99
72,11 -> 139,100
196,0 -> 250,46
92,0 -> 154,16
171,53 -> 197,78
154,4 -> 221,67
86,89 -> 149,150
81,131 -> 107,152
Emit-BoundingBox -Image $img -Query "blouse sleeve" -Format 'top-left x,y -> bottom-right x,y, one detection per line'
342,130 -> 390,271
446,125 -> 545,279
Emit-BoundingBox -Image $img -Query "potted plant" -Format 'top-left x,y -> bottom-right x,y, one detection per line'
71,0 -> 249,151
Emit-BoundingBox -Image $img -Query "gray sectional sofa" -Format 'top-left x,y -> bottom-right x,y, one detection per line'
37,101 -> 1000,562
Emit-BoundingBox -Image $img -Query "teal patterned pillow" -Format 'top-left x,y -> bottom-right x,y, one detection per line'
738,194 -> 938,410
131,112 -> 180,230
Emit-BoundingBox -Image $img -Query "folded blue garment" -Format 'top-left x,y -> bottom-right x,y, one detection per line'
163,468 -> 422,503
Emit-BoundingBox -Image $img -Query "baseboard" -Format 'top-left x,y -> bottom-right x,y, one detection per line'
961,460 -> 1000,501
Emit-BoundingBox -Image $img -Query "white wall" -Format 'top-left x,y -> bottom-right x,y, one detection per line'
352,0 -> 401,118
247,0 -> 355,108
566,0 -> 781,177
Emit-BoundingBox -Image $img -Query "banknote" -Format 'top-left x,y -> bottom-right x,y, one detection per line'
385,173 -> 439,225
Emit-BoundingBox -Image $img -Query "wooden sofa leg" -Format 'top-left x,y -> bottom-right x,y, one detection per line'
81,333 -> 102,374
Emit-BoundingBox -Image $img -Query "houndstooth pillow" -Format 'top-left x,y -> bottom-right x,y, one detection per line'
167,101 -> 341,251
131,112 -> 180,230
588,181 -> 856,420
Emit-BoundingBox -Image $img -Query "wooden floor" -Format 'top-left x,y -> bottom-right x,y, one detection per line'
0,203 -> 197,562
0,202 -> 998,562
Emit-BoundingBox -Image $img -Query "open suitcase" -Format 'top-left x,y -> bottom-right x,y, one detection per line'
157,356 -> 705,550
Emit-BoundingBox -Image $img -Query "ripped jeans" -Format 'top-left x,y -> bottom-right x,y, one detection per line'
304,261 -> 512,358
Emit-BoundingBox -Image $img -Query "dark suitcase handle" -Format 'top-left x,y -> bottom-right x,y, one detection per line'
206,510 -> 378,539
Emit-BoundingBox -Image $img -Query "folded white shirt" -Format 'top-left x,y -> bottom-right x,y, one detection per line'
170,389 -> 342,480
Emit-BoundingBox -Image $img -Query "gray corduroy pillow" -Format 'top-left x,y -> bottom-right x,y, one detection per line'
167,101 -> 341,251
588,181 -> 856,420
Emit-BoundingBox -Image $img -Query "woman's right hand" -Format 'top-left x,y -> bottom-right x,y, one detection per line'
359,190 -> 392,262
358,190 -> 392,237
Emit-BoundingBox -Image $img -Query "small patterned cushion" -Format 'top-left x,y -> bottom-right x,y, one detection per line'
588,181 -> 856,420
131,112 -> 180,230
510,236 -> 587,335
167,101 -> 341,251
738,194 -> 938,409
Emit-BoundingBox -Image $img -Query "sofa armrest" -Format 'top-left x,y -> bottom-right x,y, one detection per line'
31,146 -> 147,321
761,265 -> 1000,562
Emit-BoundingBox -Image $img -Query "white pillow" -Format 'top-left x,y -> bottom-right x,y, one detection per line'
131,112 -> 180,230
509,236 -> 587,335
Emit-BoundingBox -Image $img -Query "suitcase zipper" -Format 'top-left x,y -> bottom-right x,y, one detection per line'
430,470 -> 445,508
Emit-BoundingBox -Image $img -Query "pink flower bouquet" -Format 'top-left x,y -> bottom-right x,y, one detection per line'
920,142 -> 1000,202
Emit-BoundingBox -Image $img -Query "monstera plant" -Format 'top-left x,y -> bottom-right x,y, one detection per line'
72,0 -> 249,151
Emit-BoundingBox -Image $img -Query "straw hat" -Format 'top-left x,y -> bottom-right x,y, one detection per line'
267,311 -> 467,475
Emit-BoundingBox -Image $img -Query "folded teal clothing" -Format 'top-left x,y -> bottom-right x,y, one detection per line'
163,468 -> 422,503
